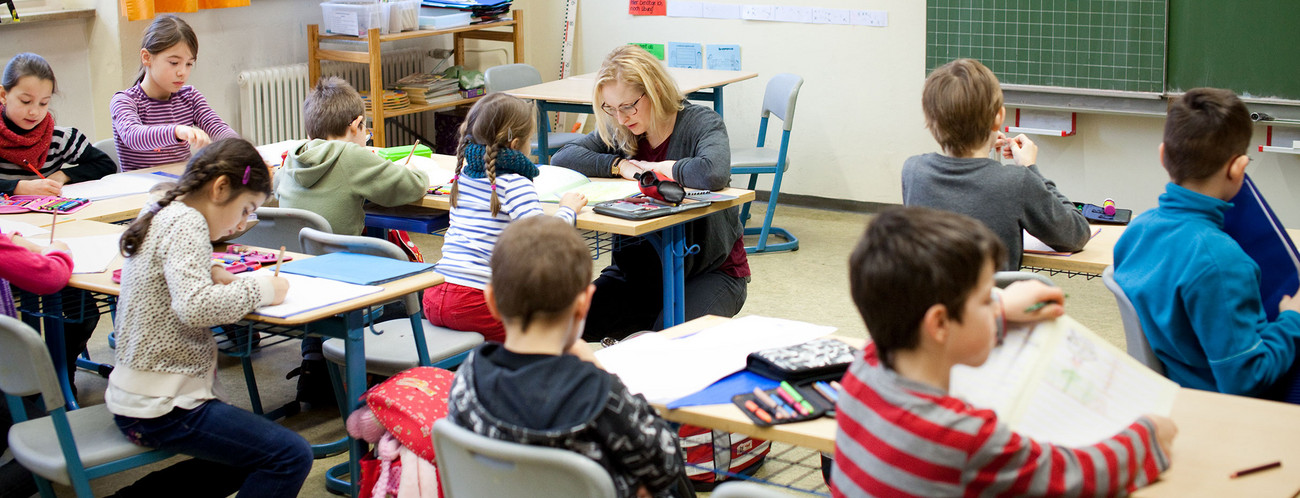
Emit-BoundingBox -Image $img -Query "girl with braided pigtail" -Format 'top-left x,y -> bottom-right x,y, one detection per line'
425,92 -> 588,343
107,138 -> 312,497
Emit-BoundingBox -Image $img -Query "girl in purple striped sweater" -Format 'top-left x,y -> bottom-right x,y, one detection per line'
111,14 -> 238,172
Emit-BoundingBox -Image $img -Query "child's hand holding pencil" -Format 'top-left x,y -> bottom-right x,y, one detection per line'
999,280 -> 1066,323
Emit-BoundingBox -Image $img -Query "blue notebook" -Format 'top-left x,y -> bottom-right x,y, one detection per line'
1223,174 -> 1300,322
277,252 -> 434,286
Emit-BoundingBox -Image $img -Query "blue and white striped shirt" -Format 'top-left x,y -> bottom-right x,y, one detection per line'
436,173 -> 576,289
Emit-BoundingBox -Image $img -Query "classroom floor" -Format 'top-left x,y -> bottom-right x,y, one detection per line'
55,203 -> 1126,497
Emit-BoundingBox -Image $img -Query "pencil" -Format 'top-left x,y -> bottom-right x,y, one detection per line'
403,140 -> 420,166
21,160 -> 45,179
1229,460 -> 1280,478
48,208 -> 56,244
273,245 -> 285,277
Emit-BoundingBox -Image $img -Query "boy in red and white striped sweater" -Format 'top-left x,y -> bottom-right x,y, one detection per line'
832,206 -> 1176,497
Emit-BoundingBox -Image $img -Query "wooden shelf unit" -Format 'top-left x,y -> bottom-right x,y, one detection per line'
307,11 -> 523,147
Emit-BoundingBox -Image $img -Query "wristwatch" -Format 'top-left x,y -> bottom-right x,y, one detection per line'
611,159 -> 621,177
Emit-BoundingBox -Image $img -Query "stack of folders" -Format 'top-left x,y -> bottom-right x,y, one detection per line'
393,72 -> 461,105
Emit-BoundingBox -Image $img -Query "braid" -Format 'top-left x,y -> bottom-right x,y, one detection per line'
119,170 -> 212,257
449,134 -> 471,209
483,142 -> 501,216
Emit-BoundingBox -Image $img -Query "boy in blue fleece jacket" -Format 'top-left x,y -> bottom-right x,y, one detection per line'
1114,88 -> 1300,399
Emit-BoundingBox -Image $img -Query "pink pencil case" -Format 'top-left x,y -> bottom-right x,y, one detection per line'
0,195 -> 92,215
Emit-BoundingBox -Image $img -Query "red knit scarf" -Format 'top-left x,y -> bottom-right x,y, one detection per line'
0,107 -> 55,173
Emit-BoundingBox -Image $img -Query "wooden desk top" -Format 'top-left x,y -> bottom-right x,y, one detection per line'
0,163 -> 187,228
57,220 -> 444,327
413,154 -> 755,236
1022,225 -> 1300,276
649,316 -> 1300,496
505,68 -> 759,105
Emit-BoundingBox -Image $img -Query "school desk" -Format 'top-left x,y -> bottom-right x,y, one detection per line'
1021,225 -> 1300,279
646,315 -> 1300,497
0,163 -> 187,228
18,219 -> 444,498
411,158 -> 756,328
504,67 -> 759,163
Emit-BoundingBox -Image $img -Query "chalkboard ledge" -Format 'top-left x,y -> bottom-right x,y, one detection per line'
1006,89 -> 1300,124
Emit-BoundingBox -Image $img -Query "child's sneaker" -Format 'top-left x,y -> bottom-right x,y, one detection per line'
286,359 -> 335,408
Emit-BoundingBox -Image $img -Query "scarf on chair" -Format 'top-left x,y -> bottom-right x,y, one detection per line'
0,109 -> 55,172
460,143 -> 539,180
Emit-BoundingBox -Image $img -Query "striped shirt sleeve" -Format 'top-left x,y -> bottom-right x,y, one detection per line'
499,176 -> 577,225
185,89 -> 239,142
110,90 -> 180,152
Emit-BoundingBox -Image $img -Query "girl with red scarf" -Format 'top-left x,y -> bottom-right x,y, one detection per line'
0,53 -> 116,196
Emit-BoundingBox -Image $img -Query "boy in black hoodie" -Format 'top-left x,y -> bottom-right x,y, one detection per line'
444,216 -> 686,497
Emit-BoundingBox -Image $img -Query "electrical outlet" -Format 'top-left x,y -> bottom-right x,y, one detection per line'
431,48 -> 454,59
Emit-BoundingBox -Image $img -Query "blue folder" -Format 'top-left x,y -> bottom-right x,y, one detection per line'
1223,174 -> 1300,322
276,252 -> 434,286
666,370 -> 780,409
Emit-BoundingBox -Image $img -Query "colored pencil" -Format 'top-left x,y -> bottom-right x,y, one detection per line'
1229,461 -> 1280,478
273,246 -> 286,276
403,140 -> 420,166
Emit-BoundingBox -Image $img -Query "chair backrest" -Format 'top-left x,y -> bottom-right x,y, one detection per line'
760,73 -> 803,131
432,419 -> 616,498
92,138 -> 120,172
1102,266 -> 1165,375
711,481 -> 796,498
298,227 -> 420,312
231,207 -> 332,254
0,315 -> 65,409
484,63 -> 543,93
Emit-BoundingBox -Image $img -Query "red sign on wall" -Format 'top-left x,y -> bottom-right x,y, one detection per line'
629,0 -> 665,16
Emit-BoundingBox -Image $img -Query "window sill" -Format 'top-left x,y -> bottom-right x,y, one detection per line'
0,8 -> 95,27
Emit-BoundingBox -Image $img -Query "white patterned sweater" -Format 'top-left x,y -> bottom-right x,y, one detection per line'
106,202 -> 276,419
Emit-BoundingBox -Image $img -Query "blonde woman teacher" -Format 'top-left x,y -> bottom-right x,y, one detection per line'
551,45 -> 748,341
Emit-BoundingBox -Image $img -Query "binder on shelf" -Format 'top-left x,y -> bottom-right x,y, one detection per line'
1005,108 -> 1076,137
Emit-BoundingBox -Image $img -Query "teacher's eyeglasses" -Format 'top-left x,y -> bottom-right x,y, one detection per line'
602,94 -> 644,117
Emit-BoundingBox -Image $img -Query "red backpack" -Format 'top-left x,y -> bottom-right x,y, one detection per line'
678,425 -> 770,491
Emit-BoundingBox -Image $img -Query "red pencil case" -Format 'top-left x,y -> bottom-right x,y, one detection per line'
0,195 -> 92,215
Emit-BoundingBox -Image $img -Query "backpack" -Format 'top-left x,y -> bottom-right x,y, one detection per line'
678,425 -> 770,491
387,229 -> 425,262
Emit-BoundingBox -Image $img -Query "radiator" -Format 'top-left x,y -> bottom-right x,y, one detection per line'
237,48 -> 430,146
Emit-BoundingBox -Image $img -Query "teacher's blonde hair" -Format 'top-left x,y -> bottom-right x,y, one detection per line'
591,45 -> 685,157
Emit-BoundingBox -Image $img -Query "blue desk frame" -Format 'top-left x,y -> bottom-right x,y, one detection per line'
532,88 -> 727,164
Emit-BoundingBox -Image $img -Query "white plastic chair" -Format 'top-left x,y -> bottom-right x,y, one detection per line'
712,480 -> 795,497
731,74 -> 803,253
229,207 -> 332,254
298,228 -> 483,377
0,315 -> 172,497
91,138 -> 119,172
1102,266 -> 1166,375
484,63 -> 586,158
431,419 -> 616,498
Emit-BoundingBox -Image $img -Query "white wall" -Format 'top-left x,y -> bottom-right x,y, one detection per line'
571,1 -> 1300,226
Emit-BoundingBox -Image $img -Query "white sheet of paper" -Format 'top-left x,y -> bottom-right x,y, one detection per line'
950,316 -> 1179,447
406,155 -> 455,188
701,2 -> 741,19
61,172 -> 172,201
666,1 -> 702,17
241,269 -> 384,319
595,315 -> 836,402
0,219 -> 50,236
31,233 -> 122,274
1022,230 -> 1061,254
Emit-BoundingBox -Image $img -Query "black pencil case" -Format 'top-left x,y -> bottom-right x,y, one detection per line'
730,382 -> 837,427
745,338 -> 858,383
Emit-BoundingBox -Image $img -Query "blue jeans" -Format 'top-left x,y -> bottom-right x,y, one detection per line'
112,400 -> 313,498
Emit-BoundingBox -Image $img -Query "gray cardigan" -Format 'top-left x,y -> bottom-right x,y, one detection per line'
901,153 -> 1091,270
551,102 -> 741,277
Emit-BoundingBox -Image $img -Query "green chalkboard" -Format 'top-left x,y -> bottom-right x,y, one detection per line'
926,0 -> 1166,94
1168,2 -> 1300,101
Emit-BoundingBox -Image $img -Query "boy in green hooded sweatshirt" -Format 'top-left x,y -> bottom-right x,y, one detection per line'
275,76 -> 428,237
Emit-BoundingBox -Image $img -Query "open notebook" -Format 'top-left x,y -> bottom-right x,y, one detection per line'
949,315 -> 1179,447
1022,228 -> 1102,256
242,269 -> 384,319
532,165 -> 642,203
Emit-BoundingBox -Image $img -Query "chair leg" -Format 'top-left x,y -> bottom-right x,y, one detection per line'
34,475 -> 56,498
410,311 -> 432,367
744,168 -> 798,253
739,173 -> 759,227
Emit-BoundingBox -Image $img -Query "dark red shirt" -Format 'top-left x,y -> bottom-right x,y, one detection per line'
635,135 -> 750,279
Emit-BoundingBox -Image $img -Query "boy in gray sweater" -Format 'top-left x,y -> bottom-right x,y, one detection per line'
902,59 -> 1090,270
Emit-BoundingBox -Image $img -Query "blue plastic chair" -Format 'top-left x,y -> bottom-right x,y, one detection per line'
1,315 -> 172,497
1102,266 -> 1166,375
731,73 -> 803,253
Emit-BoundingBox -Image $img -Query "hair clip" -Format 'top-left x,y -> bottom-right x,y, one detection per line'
242,165 -> 251,185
